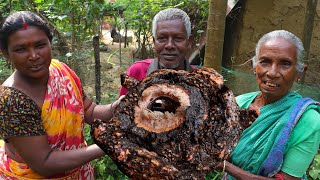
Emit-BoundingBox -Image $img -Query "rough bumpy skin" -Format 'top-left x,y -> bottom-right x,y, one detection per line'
92,67 -> 257,179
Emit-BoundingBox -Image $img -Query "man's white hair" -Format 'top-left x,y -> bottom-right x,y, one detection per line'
152,8 -> 191,38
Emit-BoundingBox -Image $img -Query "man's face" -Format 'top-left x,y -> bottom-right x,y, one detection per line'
154,19 -> 191,69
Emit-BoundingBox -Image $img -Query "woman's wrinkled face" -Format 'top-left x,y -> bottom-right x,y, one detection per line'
2,26 -> 52,80
255,37 -> 299,102
153,19 -> 191,69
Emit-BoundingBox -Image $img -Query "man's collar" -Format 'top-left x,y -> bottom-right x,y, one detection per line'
147,58 -> 193,76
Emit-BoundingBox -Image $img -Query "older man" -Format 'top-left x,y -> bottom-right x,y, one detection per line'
120,8 -> 195,95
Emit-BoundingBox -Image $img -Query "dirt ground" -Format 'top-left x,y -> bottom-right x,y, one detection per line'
80,34 -> 137,103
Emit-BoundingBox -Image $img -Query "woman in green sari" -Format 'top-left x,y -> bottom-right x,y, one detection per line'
217,30 -> 320,180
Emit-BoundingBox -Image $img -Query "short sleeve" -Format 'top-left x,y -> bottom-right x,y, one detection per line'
119,62 -> 141,96
282,108 -> 320,177
0,86 -> 46,141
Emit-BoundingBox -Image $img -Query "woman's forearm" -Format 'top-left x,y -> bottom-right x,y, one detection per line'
84,96 -> 124,124
37,144 -> 105,176
223,161 -> 272,180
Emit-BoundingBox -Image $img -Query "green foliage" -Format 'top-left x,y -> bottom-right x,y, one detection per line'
309,153 -> 320,180
42,0 -> 104,46
205,170 -> 224,180
83,90 -> 126,179
84,123 -> 128,179
102,0 -> 208,59
0,0 -> 105,56
92,156 -> 129,180
0,1 -> 11,20
0,57 -> 13,84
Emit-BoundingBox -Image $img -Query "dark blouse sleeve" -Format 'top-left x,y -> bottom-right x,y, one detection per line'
0,86 -> 46,141
82,86 -> 87,101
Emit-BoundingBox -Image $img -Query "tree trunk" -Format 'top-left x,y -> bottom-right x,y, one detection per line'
302,0 -> 317,61
70,1 -> 75,52
124,22 -> 128,48
135,23 -> 142,59
119,27 -> 122,67
300,0 -> 318,91
93,36 -> 101,104
204,0 -> 227,73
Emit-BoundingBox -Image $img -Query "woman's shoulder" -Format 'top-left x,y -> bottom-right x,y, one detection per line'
287,102 -> 320,153
291,101 -> 320,141
50,59 -> 71,70
236,91 -> 260,108
0,86 -> 40,111
0,86 -> 22,99
236,91 -> 260,99
299,104 -> 320,127
0,86 -> 44,140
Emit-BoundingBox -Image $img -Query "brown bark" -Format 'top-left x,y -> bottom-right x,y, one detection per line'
204,0 -> 227,73
302,0 -> 318,61
93,36 -> 101,104
70,0 -> 75,51
300,0 -> 318,87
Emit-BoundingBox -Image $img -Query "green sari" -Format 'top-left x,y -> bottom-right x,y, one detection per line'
229,91 -> 320,179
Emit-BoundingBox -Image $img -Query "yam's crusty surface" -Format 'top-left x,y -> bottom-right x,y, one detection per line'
92,68 -> 257,179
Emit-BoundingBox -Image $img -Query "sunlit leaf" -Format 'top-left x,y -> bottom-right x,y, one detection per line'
65,52 -> 72,57
58,15 -> 68,20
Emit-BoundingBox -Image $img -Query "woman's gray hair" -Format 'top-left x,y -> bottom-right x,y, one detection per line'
252,30 -> 305,74
152,8 -> 191,38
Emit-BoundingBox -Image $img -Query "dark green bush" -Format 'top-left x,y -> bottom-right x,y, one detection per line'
0,57 -> 13,84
